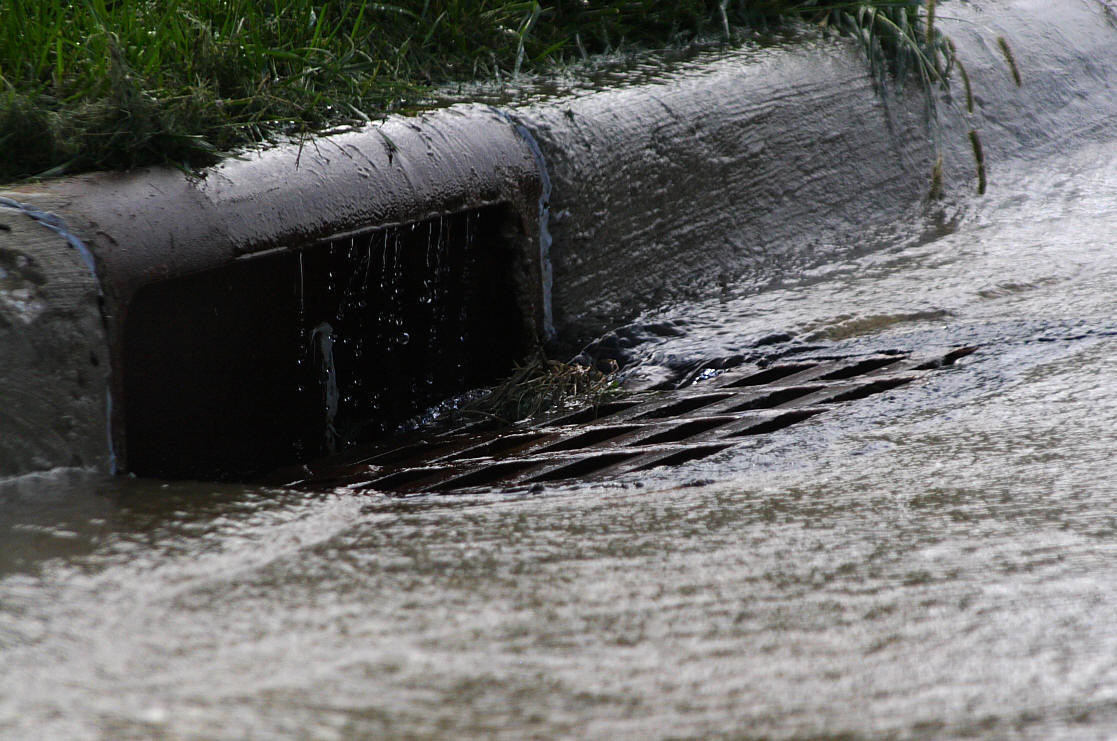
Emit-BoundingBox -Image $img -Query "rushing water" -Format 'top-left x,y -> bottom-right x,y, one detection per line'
3,139 -> 1117,739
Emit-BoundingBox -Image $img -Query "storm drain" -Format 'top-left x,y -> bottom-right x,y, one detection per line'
278,346 -> 976,494
122,205 -> 529,479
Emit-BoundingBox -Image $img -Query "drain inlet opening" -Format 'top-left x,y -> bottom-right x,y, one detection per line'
526,452 -> 641,483
362,466 -> 450,491
636,394 -> 735,420
433,460 -> 542,491
724,385 -> 826,411
724,362 -> 820,387
122,205 -> 531,479
631,417 -> 736,446
822,376 -> 916,403
543,400 -> 641,426
819,356 -> 906,380
633,444 -> 732,471
445,432 -> 552,461
731,408 -> 825,436
538,425 -> 644,452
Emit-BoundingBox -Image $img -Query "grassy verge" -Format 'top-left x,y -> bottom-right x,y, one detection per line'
1,0 -> 953,182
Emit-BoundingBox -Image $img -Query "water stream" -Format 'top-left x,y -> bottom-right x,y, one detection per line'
3,101 -> 1117,741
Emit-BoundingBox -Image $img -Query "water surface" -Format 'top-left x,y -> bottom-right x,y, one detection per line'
3,141 -> 1117,741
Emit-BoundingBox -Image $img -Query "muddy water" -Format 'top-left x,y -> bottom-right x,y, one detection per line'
4,138 -> 1117,739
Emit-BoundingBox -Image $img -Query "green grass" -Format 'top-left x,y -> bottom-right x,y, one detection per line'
0,1 -> 955,183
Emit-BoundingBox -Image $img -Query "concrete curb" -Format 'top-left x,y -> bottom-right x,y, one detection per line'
1,107 -> 544,476
515,0 -> 1117,349
2,0 -> 1115,478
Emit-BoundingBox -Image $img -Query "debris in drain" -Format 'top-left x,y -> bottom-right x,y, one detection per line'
273,346 -> 976,494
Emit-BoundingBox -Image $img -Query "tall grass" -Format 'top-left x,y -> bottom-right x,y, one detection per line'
0,1 -> 954,182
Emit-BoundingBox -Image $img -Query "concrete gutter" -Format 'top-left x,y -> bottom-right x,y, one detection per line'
2,0 -> 1115,478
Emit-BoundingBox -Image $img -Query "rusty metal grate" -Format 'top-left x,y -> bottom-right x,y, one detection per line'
276,346 -> 976,494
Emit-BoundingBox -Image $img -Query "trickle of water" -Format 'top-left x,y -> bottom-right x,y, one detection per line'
309,321 -> 339,454
286,205 -> 521,454
296,251 -> 306,334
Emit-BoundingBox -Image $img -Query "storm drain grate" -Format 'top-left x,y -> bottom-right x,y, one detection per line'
276,346 -> 976,494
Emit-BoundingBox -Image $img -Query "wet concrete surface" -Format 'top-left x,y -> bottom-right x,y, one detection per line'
3,129 -> 1117,738
516,0 -> 1117,351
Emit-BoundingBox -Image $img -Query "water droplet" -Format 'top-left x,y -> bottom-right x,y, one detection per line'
397,332 -> 410,345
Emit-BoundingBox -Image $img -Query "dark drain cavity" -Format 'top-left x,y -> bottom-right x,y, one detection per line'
636,394 -> 735,419
123,206 -> 529,479
818,355 -> 904,380
526,452 -> 642,483
544,400 -> 641,426
730,408 -> 824,436
724,385 -> 826,411
725,362 -> 819,387
633,444 -> 732,471
632,417 -> 736,445
447,432 -> 552,461
538,425 -> 643,452
281,347 -> 976,494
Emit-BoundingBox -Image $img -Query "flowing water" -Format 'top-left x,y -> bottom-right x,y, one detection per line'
3,133 -> 1117,739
